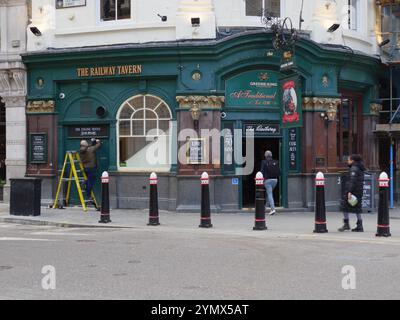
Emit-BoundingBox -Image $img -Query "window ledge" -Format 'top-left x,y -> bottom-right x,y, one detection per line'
55,22 -> 175,36
342,29 -> 374,47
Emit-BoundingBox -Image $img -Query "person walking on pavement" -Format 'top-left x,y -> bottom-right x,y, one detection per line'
260,150 -> 280,216
79,138 -> 102,202
338,154 -> 366,232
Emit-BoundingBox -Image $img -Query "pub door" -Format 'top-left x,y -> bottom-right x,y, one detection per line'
63,125 -> 110,205
242,137 -> 281,208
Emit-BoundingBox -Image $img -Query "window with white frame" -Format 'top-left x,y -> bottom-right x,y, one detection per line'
100,0 -> 131,21
118,95 -> 172,171
348,0 -> 359,30
245,0 -> 280,18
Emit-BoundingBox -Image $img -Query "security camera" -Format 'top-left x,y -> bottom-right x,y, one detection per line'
59,92 -> 65,99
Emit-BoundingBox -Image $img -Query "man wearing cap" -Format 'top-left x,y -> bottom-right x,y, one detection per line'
79,138 -> 101,201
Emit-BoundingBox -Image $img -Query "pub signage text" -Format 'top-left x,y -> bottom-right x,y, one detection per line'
77,65 -> 142,77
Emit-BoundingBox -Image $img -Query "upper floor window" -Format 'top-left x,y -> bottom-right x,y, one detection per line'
348,0 -> 359,30
381,4 -> 400,49
100,0 -> 131,21
245,0 -> 280,18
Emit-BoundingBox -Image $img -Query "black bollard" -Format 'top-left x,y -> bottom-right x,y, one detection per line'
148,172 -> 160,226
99,171 -> 111,223
253,172 -> 267,230
376,172 -> 391,237
313,172 -> 328,233
199,172 -> 212,228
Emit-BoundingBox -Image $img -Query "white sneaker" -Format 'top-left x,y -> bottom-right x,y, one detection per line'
269,209 -> 276,216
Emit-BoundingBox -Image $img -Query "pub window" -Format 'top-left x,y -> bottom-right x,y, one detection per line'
336,96 -> 362,163
100,0 -> 131,21
245,0 -> 280,18
118,95 -> 172,171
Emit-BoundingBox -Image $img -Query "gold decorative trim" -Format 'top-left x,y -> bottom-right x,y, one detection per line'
27,100 -> 55,113
303,97 -> 341,121
176,95 -> 225,109
370,103 -> 382,116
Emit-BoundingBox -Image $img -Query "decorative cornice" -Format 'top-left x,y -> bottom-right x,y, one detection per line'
303,97 -> 341,111
370,103 -> 382,116
176,95 -> 225,109
27,100 -> 55,113
0,69 -> 26,96
1,95 -> 26,107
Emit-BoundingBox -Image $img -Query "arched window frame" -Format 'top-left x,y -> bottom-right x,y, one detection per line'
116,94 -> 172,172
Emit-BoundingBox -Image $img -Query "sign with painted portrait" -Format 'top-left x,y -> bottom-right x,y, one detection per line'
280,75 -> 302,128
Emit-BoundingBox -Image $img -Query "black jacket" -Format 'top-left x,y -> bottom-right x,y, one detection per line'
260,156 -> 280,179
341,162 -> 366,213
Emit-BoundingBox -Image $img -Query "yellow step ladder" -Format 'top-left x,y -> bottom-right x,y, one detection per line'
52,150 -> 99,212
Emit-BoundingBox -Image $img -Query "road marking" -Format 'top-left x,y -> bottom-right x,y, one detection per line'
0,237 -> 57,242
29,232 -> 90,236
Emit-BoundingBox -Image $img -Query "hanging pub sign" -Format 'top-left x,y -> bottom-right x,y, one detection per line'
56,0 -> 86,9
280,74 -> 302,129
225,70 -> 279,108
280,49 -> 296,73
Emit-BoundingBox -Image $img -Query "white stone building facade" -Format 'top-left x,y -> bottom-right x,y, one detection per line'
27,0 -> 380,55
0,0 -> 29,201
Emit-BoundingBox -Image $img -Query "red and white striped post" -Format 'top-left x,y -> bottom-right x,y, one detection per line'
253,172 -> 267,230
147,172 -> 160,226
199,172 -> 212,228
99,171 -> 111,223
376,172 -> 391,237
313,172 -> 328,233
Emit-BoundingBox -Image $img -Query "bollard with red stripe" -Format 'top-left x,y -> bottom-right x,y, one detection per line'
376,172 -> 391,237
147,172 -> 160,226
199,172 -> 212,228
99,171 -> 111,224
313,172 -> 328,233
253,172 -> 267,230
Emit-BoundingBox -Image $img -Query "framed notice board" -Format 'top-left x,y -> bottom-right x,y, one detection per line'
187,138 -> 206,164
29,133 -> 48,164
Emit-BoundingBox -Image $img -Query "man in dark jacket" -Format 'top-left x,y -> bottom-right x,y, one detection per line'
338,154 -> 366,232
80,138 -> 101,201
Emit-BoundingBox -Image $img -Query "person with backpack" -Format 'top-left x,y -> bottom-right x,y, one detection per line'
260,150 -> 281,216
338,154 -> 366,232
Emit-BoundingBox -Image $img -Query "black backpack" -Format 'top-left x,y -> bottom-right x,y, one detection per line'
265,160 -> 280,179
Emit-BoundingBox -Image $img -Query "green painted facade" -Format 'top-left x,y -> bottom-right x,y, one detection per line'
22,31 -> 383,209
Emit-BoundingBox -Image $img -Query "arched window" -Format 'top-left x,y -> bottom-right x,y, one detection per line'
118,95 -> 172,171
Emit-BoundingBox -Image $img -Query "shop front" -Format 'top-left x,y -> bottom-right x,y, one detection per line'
22,31 -> 383,211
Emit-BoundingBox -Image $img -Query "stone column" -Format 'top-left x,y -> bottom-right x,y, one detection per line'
2,94 -> 27,202
364,103 -> 382,171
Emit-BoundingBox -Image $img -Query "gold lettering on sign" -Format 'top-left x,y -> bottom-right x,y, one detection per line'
77,65 -> 142,77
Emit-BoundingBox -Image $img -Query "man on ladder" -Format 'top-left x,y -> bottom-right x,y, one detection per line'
80,138 -> 102,205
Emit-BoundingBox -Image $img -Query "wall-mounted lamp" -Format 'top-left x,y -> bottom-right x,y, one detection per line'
190,101 -> 201,130
191,17 -> 200,27
30,26 -> 42,36
378,39 -> 390,47
321,109 -> 336,124
327,23 -> 340,33
157,14 -> 167,22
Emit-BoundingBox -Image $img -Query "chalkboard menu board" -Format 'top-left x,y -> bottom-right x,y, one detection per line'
288,128 -> 297,170
29,133 -> 47,164
188,139 -> 205,164
68,125 -> 108,138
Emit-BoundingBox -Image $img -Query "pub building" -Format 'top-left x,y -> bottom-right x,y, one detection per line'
22,30 -> 383,211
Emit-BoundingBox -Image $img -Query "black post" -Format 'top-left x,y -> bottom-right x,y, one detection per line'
253,172 -> 267,230
199,172 -> 212,228
148,172 -> 160,226
376,172 -> 391,237
313,172 -> 328,233
99,171 -> 111,223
